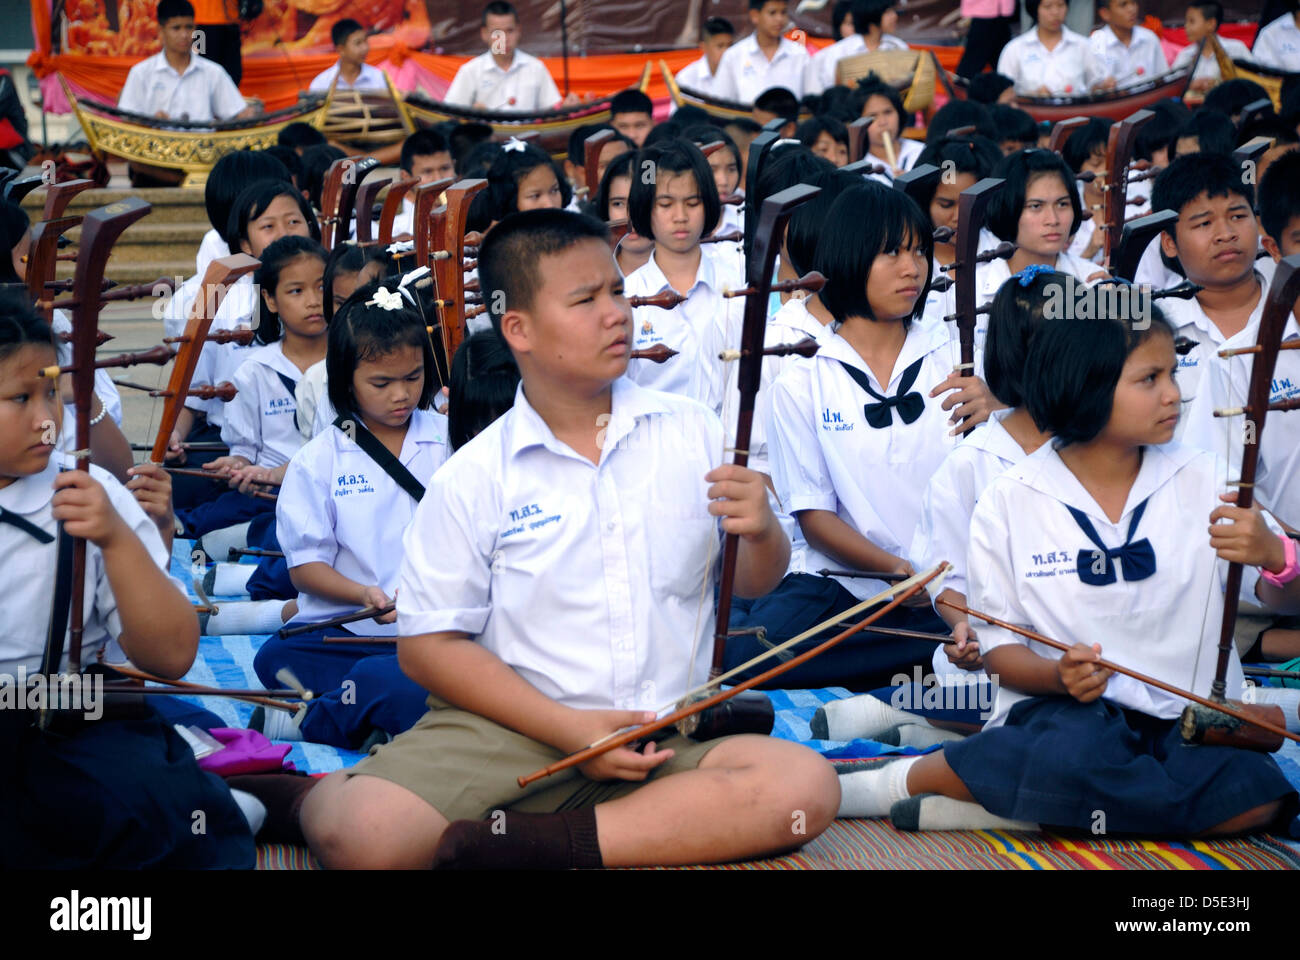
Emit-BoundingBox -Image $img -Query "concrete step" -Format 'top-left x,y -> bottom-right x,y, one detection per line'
65,221 -> 209,264
22,187 -> 210,225
54,259 -> 196,287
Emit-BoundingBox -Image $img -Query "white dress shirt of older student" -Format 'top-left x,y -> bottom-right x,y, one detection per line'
396,378 -> 726,712
117,49 -> 245,123
767,319 -> 958,604
220,340 -> 306,469
443,49 -> 561,112
308,61 -> 389,93
1252,12 -> 1300,71
1170,34 -> 1252,85
1182,303 -> 1300,530
713,33 -> 811,103
624,246 -> 744,414
278,407 -> 450,636
677,55 -> 722,95
0,454 -> 178,673
1089,23 -> 1168,88
967,441 -> 1257,729
997,26 -> 1107,97
803,31 -> 910,97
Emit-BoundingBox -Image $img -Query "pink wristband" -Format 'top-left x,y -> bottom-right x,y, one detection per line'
1261,533 -> 1299,588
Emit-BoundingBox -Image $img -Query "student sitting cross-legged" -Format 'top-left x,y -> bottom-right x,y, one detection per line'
299,209 -> 839,870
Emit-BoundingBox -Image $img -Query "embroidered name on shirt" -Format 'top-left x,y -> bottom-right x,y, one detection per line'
334,473 -> 374,497
1025,548 -> 1074,578
821,409 -> 854,432
265,397 -> 295,416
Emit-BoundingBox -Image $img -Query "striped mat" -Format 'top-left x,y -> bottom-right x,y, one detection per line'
256,820 -> 1300,870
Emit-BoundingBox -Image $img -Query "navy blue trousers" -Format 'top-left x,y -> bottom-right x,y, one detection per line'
944,697 -> 1300,835
0,705 -> 254,868
245,513 -> 295,601
177,488 -> 276,539
253,626 -> 429,749
169,420 -> 229,512
726,572 -> 946,692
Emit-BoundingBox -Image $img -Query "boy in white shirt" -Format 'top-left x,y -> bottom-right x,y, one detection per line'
997,0 -> 1107,97
1089,0 -> 1168,90
676,16 -> 736,95
308,18 -> 390,93
1172,1 -> 1253,92
714,0 -> 812,103
298,209 -> 838,870
444,1 -> 577,112
1252,5 -> 1300,71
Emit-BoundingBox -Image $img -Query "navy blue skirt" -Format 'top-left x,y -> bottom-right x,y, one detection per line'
943,696 -> 1299,835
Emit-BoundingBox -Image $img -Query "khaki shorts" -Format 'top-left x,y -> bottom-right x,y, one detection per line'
347,697 -> 730,823
1233,602 -> 1300,659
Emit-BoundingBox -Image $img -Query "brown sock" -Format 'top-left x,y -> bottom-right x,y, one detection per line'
226,773 -> 318,846
431,808 -> 603,870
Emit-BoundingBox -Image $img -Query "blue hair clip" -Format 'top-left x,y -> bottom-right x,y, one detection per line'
1014,263 -> 1054,287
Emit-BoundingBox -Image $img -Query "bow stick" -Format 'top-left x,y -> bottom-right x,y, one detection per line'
147,254 -> 261,465
518,562 -> 950,787
1181,253 -> 1300,747
43,198 -> 152,676
278,603 -> 395,638
1100,110 -> 1153,272
103,661 -> 301,713
352,174 -> 393,245
939,599 -> 1300,748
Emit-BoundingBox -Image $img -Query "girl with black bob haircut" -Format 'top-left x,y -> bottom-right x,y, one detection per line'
911,135 -> 1002,270
985,149 -> 1084,246
849,74 -> 922,179
626,139 -> 722,241
254,235 -> 329,346
594,149 -> 654,275
204,149 -> 292,256
1060,118 -> 1112,262
226,177 -> 321,256
796,115 -> 851,167
448,327 -> 521,451
485,139 -> 572,224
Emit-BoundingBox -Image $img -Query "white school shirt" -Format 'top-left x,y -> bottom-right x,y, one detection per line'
195,228 -> 230,279
804,32 -> 911,97
624,248 -> 744,413
182,273 -> 259,430
443,50 -> 561,112
279,408 -> 450,635
396,379 -> 728,712
767,321 -> 958,601
676,55 -> 720,95
389,196 -> 416,240
1183,310 -> 1300,529
295,359 -> 328,443
996,27 -> 1107,97
0,454 -> 177,673
308,61 -> 390,93
1133,234 -> 1184,290
1089,24 -> 1168,88
1252,14 -> 1300,71
50,310 -> 123,429
117,51 -> 245,123
713,34 -> 811,103
220,341 -> 306,468
1158,271 -> 1269,433
865,137 -> 924,185
969,441 -> 1258,728
1170,36 -> 1253,84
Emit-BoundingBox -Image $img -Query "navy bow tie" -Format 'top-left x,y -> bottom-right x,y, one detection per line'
1067,497 -> 1156,586
836,357 -> 926,429
0,507 -> 54,544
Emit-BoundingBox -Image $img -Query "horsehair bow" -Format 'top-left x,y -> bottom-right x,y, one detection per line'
1177,252 -> 1300,748
1100,110 -> 1153,273
44,197 -> 152,675
433,178 -> 488,366
517,562 -> 951,787
710,183 -> 823,680
148,254 -> 261,464
939,599 -> 1300,750
352,173 -> 393,245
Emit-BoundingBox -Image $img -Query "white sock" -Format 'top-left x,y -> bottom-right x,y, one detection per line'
836,755 -> 918,818
196,522 -> 252,562
211,562 -> 256,597
201,599 -> 289,636
812,694 -> 922,741
890,795 -> 1039,832
229,788 -> 267,836
894,723 -> 968,748
1252,687 -> 1300,732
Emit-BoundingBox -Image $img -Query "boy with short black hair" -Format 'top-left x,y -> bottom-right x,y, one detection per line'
444,1 -> 576,111
753,86 -> 799,138
1090,0 -> 1168,90
309,18 -> 389,92
278,121 -> 327,155
610,89 -> 655,147
805,0 -> 908,97
676,16 -> 736,95
1184,146 -> 1300,661
1173,1 -> 1254,92
563,124 -> 633,206
382,129 -> 457,240
714,0 -> 811,103
299,210 -> 837,869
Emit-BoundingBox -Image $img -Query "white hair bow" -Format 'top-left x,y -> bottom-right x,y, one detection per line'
370,286 -> 404,311
502,137 -> 528,153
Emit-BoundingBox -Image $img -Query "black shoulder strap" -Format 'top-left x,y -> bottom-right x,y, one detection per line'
39,523 -> 75,677
273,369 -> 301,432
334,414 -> 427,503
